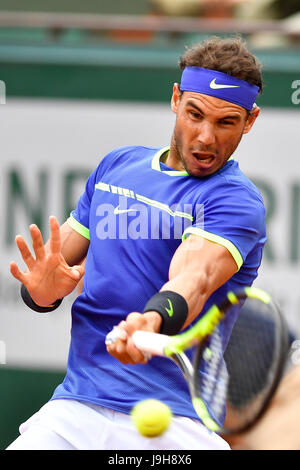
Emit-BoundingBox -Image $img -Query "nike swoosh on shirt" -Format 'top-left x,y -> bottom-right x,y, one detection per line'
165,298 -> 174,318
114,205 -> 136,215
210,78 -> 240,89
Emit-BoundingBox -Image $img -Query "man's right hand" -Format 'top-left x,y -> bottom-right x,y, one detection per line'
10,215 -> 85,307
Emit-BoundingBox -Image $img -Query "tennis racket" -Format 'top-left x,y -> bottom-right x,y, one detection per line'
105,286 -> 290,435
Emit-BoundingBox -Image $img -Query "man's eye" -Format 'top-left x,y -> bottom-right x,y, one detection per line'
190,111 -> 201,119
221,120 -> 234,126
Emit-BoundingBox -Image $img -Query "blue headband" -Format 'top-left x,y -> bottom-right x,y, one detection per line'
180,67 -> 259,111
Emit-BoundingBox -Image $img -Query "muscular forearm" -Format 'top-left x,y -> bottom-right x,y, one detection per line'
160,236 -> 238,330
160,271 -> 210,330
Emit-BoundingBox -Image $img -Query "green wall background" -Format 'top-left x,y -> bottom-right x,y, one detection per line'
0,0 -> 150,15
0,368 -> 64,448
0,42 -> 299,107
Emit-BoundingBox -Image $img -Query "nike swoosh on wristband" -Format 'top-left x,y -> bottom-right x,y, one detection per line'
165,298 -> 174,318
114,205 -> 136,215
209,78 -> 240,90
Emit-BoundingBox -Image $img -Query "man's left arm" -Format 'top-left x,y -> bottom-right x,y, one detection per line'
106,235 -> 237,364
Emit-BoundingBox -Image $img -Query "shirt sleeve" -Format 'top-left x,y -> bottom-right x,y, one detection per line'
67,166 -> 99,240
182,182 -> 266,271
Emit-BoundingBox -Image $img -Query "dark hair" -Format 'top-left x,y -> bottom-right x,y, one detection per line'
179,36 -> 263,94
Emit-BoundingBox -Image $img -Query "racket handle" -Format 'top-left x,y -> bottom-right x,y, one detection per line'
132,331 -> 170,357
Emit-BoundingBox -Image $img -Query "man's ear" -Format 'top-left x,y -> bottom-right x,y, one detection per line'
243,105 -> 260,134
171,83 -> 181,114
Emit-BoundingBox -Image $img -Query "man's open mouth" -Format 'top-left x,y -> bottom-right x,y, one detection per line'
192,152 -> 215,166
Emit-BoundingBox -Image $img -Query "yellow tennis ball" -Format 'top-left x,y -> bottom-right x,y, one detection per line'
131,399 -> 172,437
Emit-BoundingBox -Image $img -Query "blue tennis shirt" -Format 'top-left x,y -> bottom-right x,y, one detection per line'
52,145 -> 266,420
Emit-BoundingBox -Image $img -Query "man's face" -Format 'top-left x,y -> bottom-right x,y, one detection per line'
169,84 -> 259,178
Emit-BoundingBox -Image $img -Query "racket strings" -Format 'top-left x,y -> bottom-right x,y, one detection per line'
223,297 -> 289,432
195,325 -> 228,426
226,302 -> 276,406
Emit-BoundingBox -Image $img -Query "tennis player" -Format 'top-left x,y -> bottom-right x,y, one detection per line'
7,37 -> 266,450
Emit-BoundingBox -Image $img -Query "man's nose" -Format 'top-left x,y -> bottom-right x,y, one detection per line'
196,121 -> 216,147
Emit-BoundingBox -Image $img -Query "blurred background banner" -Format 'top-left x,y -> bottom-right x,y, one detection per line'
0,0 -> 299,450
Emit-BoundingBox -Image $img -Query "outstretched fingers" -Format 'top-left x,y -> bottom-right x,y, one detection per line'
10,261 -> 26,284
30,224 -> 46,260
49,216 -> 61,255
15,235 -> 35,270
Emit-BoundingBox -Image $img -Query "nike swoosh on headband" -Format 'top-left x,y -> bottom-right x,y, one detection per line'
180,67 -> 259,111
210,78 -> 240,90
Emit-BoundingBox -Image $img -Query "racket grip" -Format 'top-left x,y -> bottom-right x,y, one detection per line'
132,331 -> 170,357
